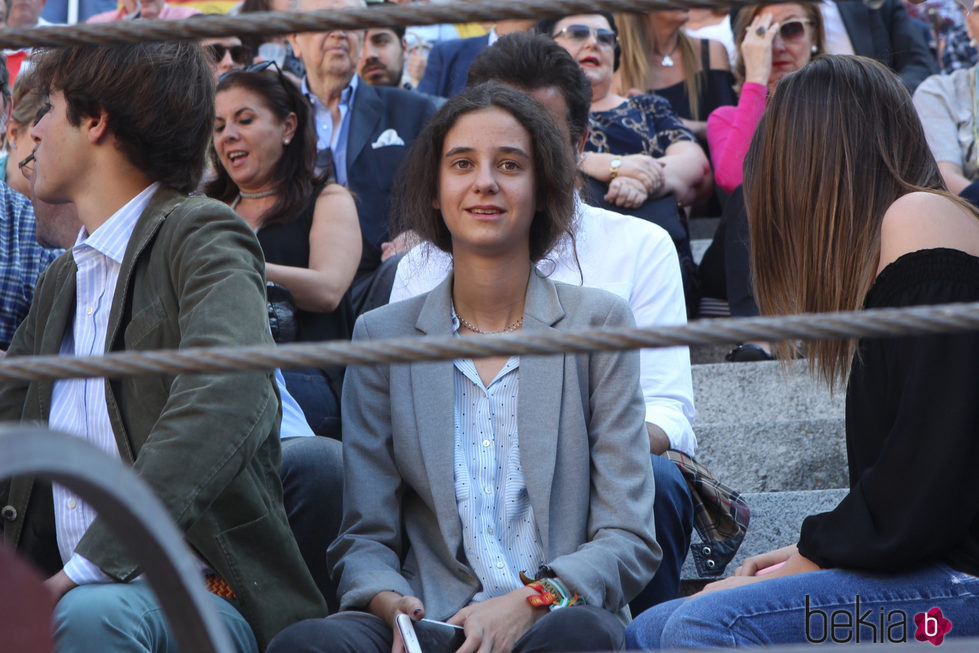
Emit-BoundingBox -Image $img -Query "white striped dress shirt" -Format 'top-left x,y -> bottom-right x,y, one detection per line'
49,183 -> 160,585
451,312 -> 546,602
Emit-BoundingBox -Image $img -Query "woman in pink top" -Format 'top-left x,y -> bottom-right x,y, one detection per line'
706,3 -> 825,194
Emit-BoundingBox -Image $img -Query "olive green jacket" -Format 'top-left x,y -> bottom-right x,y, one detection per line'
0,187 -> 327,648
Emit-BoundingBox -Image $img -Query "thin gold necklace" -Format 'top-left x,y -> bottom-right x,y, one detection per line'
457,314 -> 523,334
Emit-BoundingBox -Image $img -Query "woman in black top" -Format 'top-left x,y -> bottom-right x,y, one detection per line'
613,9 -> 735,142
206,64 -> 362,436
627,55 -> 979,649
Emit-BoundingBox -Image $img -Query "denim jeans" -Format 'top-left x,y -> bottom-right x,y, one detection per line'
54,581 -> 257,653
280,436 -> 345,612
628,454 -> 694,613
626,562 -> 979,649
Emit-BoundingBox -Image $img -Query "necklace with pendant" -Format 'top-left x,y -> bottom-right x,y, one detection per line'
657,38 -> 680,67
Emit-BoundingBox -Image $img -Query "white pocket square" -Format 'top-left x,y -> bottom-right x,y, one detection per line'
371,128 -> 405,149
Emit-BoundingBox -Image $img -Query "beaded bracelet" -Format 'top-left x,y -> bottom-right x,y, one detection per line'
519,571 -> 583,611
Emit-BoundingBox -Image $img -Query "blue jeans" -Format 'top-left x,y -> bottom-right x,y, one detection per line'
626,562 -> 979,649
54,581 -> 258,653
628,454 -> 694,613
280,436 -> 344,611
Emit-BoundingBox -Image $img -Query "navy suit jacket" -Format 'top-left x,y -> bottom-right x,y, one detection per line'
837,0 -> 935,92
417,33 -> 490,98
343,79 -> 437,275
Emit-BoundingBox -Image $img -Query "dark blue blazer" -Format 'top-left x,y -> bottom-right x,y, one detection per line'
417,34 -> 490,98
343,79 -> 437,275
836,0 -> 935,92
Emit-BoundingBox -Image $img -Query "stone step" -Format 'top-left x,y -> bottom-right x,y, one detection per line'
693,418 -> 847,493
689,342 -> 734,365
692,359 -> 843,426
681,488 -> 848,584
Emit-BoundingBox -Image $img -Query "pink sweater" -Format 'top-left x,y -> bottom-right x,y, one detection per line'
705,82 -> 767,195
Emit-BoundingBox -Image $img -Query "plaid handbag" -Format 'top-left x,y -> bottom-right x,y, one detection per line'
664,449 -> 751,577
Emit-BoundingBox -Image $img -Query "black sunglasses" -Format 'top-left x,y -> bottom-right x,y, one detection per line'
207,43 -> 252,66
219,59 -> 289,87
552,24 -> 617,48
776,19 -> 812,41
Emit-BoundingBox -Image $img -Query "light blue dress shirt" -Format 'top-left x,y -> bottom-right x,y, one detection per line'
49,183 -> 161,585
303,74 -> 359,186
450,311 -> 546,603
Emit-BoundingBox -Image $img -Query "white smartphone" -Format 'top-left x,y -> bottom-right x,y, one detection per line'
395,613 -> 423,653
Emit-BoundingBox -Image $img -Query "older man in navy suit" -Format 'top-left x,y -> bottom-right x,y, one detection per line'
289,0 -> 437,307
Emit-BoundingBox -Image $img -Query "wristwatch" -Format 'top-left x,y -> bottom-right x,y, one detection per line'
609,157 -> 622,181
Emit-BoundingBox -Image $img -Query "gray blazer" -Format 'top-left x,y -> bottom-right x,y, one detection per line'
329,270 -> 660,624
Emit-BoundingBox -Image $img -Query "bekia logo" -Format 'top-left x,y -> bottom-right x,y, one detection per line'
805,596 -> 953,645
914,608 -> 952,646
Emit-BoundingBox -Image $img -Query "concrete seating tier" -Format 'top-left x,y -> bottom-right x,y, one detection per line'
680,358 -> 849,586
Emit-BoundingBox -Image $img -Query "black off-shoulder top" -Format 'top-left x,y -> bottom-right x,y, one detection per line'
798,248 -> 979,576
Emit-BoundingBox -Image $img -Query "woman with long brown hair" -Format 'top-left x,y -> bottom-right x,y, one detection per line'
626,55 -> 979,649
614,10 -> 735,141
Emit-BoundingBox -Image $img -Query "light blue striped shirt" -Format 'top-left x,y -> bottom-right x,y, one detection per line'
451,311 -> 545,602
303,73 -> 358,186
49,183 -> 160,585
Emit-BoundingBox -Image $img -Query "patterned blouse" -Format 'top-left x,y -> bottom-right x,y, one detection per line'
586,94 -> 695,158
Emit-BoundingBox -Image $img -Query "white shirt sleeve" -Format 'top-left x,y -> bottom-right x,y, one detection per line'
63,553 -> 112,585
628,223 -> 697,455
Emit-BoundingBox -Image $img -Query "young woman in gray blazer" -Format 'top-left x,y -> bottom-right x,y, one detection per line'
269,81 -> 660,653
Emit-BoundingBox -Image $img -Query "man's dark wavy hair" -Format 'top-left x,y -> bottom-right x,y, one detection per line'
31,42 -> 214,194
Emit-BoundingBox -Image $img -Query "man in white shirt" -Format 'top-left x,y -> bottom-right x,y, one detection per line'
391,32 -> 697,611
0,41 -> 326,651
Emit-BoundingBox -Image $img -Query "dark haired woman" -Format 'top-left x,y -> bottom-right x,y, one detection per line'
206,66 -> 361,437
540,12 -> 711,314
626,55 -> 979,649
268,81 -> 659,653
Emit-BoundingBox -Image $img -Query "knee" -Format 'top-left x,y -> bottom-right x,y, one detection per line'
525,607 -> 624,651
281,437 -> 344,495
54,584 -> 158,646
656,595 -> 737,649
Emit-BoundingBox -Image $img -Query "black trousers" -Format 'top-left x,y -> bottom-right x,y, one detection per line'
267,605 -> 626,653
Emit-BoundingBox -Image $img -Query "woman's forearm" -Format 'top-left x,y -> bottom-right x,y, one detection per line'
659,141 -> 712,205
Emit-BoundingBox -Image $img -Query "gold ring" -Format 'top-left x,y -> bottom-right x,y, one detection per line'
755,25 -> 767,36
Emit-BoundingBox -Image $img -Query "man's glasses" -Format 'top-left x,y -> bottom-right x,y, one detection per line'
773,19 -> 812,41
19,152 -> 34,180
551,24 -> 617,48
207,43 -> 252,66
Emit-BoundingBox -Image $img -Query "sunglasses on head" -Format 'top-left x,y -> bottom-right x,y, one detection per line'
218,58 -> 293,93
551,24 -> 617,48
773,19 -> 812,41
207,43 -> 252,65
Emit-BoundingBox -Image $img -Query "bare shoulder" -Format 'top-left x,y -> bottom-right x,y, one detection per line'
313,183 -> 356,217
707,38 -> 731,71
878,192 -> 979,274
